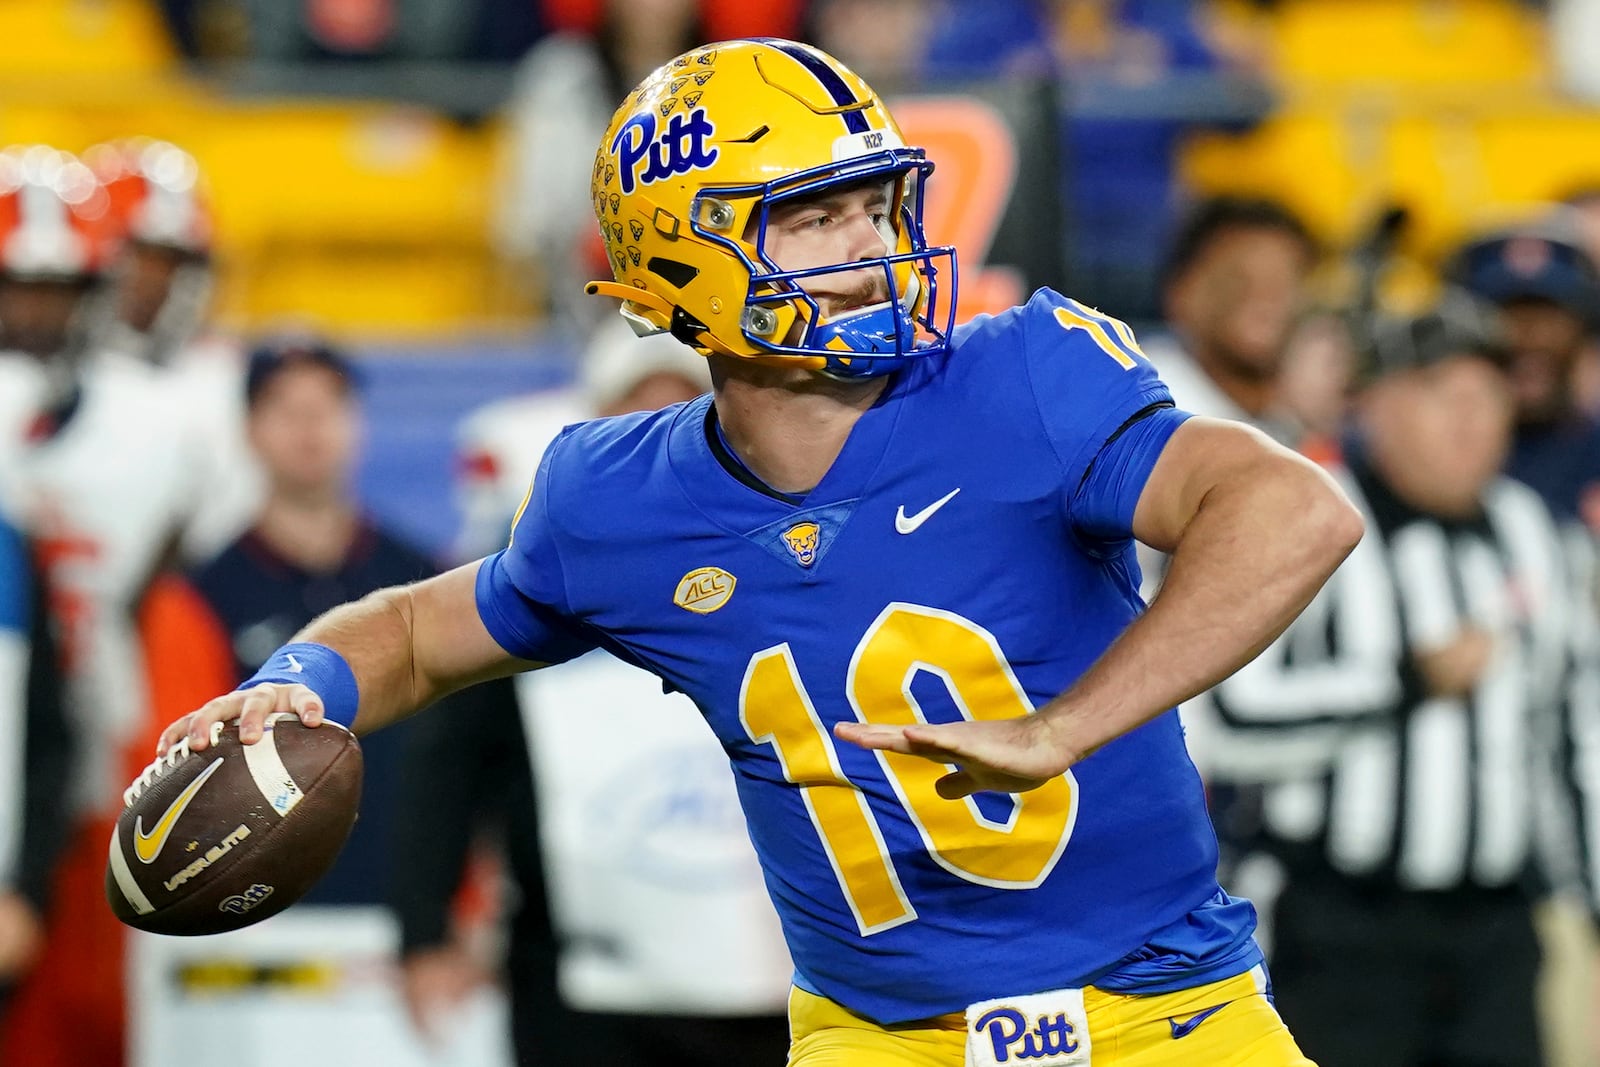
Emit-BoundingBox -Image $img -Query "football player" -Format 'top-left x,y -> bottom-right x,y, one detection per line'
86,138 -> 261,560
0,148 -> 225,1067
86,138 -> 213,369
161,40 -> 1360,1066
0,147 -> 117,407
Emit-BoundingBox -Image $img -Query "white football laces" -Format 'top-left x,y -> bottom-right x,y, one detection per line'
124,720 -> 225,807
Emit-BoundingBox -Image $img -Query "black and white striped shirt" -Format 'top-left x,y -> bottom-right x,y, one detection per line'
1185,457 -> 1600,906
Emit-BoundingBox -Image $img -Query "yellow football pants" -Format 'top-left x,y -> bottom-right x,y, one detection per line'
787,969 -> 1317,1066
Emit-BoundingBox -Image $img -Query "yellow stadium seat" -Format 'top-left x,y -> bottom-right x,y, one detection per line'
185,105 -> 501,332
1270,0 -> 1547,88
0,0 -> 175,77
1181,111 -> 1363,244
187,105 -> 493,249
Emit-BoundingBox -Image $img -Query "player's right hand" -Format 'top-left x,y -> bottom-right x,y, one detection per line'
156,682 -> 326,756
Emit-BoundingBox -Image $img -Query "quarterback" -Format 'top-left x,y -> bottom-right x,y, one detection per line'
162,40 -> 1357,1065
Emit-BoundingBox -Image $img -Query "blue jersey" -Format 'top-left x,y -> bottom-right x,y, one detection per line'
477,289 -> 1260,1023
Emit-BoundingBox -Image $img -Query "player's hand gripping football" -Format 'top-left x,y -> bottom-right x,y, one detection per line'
834,715 -> 1075,799
157,683 -> 327,756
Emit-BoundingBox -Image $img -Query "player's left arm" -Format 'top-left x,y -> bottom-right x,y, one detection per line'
1065,415 -> 1363,745
839,416 -> 1363,797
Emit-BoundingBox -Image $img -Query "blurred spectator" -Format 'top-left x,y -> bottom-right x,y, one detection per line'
1450,225 -> 1600,537
1275,307 -> 1358,463
241,0 -> 479,62
921,0 -> 1055,82
540,0 -> 801,40
494,0 -> 704,330
804,0 -> 941,94
1560,189 -> 1600,419
811,0 -> 1258,322
390,677 -> 564,1064
0,509 -> 71,1032
1053,0 -> 1264,320
1143,195 -> 1318,443
397,317 -> 793,1067
185,335 -> 535,1054
1200,306 -> 1600,1067
186,337 -> 439,906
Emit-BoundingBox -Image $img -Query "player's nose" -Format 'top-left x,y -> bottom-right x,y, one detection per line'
839,210 -> 889,263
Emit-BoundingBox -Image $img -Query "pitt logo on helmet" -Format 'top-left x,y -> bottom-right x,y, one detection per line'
585,38 -> 958,380
612,109 -> 719,196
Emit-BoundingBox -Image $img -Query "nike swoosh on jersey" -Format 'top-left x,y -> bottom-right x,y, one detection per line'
1167,1003 -> 1226,1040
286,653 -> 304,674
134,757 -> 226,865
895,488 -> 961,534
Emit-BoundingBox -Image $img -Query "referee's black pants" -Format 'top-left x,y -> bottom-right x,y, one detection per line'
1269,861 -> 1544,1067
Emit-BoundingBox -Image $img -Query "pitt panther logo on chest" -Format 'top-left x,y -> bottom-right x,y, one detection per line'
612,109 -> 719,196
781,522 -> 821,567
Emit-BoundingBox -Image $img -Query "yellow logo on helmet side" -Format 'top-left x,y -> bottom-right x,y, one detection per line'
674,567 -> 736,614
781,522 -> 821,567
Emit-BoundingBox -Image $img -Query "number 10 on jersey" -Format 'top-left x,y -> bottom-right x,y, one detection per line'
739,603 -> 1079,936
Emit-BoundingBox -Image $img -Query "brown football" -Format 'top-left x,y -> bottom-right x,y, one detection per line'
106,713 -> 362,935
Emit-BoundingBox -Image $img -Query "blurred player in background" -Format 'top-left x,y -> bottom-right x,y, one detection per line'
88,137 -> 261,560
0,504 -> 71,1035
401,317 -> 792,1066
1143,196 -> 1319,448
161,39 -> 1362,1065
1450,225 -> 1600,539
0,145 -> 180,1067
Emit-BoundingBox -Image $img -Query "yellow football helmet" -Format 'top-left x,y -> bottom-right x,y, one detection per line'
584,39 -> 957,379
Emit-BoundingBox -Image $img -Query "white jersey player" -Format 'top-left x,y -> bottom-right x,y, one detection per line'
87,138 -> 261,561
18,350 -> 223,812
0,146 -> 229,815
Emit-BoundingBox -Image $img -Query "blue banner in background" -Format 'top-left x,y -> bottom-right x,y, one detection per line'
353,336 -> 575,562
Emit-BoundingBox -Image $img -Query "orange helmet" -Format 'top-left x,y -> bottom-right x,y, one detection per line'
85,138 -> 212,258
82,139 -> 216,363
0,145 -> 118,281
585,39 -> 957,379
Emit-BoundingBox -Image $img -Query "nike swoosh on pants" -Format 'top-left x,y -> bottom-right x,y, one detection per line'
1168,1003 -> 1226,1039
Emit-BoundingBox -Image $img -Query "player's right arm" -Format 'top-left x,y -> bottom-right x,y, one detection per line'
158,560 -> 540,755
162,428 -> 593,756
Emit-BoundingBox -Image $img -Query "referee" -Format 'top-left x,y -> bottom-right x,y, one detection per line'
1191,303 -> 1600,1066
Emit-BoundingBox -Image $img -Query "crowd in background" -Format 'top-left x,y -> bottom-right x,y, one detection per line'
1,1 -> 1600,1066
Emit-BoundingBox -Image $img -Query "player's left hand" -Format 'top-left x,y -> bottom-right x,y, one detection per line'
834,716 -> 1074,799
